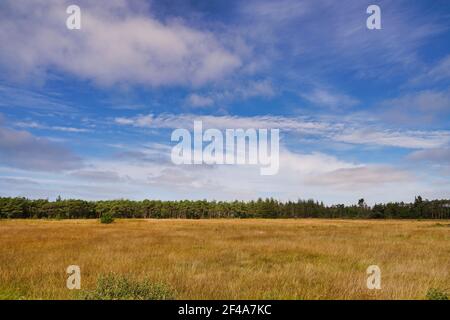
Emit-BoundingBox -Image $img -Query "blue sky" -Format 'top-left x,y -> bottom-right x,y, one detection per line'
0,0 -> 449,204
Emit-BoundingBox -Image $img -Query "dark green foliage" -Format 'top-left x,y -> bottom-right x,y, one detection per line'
100,213 -> 114,224
426,288 -> 448,300
81,274 -> 175,300
0,196 -> 449,220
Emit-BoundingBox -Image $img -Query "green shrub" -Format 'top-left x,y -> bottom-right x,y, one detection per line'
0,288 -> 25,300
100,213 -> 114,224
81,274 -> 175,300
426,288 -> 448,300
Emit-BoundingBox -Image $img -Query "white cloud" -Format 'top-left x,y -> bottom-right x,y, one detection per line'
0,124 -> 83,171
186,94 -> 215,108
238,79 -> 275,99
70,170 -> 124,182
380,90 -> 450,125
15,121 -> 90,133
0,0 -> 242,87
0,139 -> 442,204
114,117 -> 136,126
379,89 -> 450,124
305,166 -> 412,188
301,88 -> 359,109
383,90 -> 450,112
77,149 -> 356,198
241,0 -> 310,22
38,147 -> 419,204
408,148 -> 450,165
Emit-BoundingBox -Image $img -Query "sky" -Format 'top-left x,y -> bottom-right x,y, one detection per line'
0,0 -> 449,205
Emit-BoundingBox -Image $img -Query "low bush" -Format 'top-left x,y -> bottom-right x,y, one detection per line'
100,213 -> 114,224
426,288 -> 448,300
81,274 -> 175,300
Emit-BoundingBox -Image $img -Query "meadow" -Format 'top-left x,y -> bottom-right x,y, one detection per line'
0,219 -> 448,300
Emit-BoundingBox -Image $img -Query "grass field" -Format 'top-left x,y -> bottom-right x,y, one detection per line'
0,219 -> 448,300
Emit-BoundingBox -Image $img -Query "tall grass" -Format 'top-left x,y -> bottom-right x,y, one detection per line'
0,219 -> 448,299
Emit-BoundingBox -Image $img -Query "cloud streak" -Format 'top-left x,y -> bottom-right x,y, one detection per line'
114,113 -> 450,149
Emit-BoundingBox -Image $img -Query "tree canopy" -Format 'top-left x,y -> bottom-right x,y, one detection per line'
0,197 -> 449,220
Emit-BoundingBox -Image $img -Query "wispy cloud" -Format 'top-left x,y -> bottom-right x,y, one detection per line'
240,0 -> 310,22
15,121 -> 90,133
409,54 -> 450,85
333,128 -> 450,149
240,0 -> 447,86
0,85 -> 75,112
300,88 -> 359,109
114,113 -> 450,149
185,79 -> 276,108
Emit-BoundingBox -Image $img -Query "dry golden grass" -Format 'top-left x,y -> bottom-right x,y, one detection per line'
0,219 -> 448,300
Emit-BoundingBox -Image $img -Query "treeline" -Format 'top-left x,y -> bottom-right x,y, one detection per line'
0,196 -> 449,219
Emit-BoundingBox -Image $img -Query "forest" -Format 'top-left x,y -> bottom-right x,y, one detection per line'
0,196 -> 449,219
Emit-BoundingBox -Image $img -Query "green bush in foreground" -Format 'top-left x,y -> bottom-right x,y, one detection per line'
0,288 -> 25,300
426,288 -> 448,300
100,213 -> 114,224
81,274 -> 175,300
